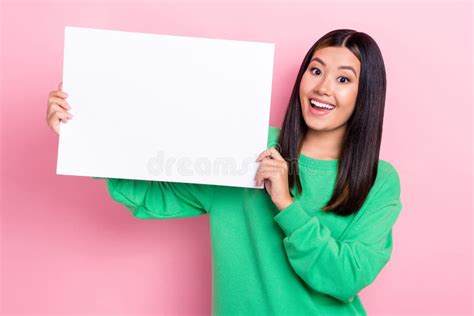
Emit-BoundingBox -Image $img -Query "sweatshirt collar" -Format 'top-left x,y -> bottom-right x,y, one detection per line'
298,153 -> 339,170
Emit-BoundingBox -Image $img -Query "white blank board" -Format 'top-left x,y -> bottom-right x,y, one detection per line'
57,26 -> 274,189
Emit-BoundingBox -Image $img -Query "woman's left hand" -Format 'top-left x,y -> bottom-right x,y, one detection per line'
255,147 -> 294,211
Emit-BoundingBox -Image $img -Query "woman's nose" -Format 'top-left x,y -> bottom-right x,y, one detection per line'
313,76 -> 332,95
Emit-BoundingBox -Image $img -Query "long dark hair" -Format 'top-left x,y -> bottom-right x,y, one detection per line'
278,29 -> 387,216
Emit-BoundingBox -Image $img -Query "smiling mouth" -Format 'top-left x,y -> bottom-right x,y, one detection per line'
309,99 -> 335,110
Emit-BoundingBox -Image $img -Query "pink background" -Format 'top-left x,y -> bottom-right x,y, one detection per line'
1,0 -> 472,315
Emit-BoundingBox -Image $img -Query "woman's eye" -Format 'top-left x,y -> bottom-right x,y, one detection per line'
310,68 -> 351,84
310,67 -> 321,75
338,77 -> 351,84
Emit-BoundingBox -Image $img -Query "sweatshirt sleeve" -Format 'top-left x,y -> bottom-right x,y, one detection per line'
98,177 -> 216,219
273,170 -> 402,303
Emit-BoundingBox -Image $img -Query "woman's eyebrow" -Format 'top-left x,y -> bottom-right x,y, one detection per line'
311,57 -> 358,78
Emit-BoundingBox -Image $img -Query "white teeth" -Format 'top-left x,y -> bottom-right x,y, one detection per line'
310,99 -> 335,110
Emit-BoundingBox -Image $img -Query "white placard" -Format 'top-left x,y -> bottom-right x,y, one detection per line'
57,26 -> 274,189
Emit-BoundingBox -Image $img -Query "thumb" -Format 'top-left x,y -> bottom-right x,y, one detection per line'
58,81 -> 63,91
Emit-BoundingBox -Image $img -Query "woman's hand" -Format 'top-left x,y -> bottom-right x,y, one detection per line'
255,147 -> 294,211
46,81 -> 72,135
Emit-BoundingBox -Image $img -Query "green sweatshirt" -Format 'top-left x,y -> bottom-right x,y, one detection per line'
97,125 -> 402,315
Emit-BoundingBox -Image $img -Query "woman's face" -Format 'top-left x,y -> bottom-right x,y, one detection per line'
299,46 -> 361,133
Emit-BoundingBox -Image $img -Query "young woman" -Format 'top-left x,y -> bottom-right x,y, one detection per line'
46,29 -> 402,315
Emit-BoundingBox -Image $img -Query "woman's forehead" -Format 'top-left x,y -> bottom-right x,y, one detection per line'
310,46 -> 361,76
311,47 -> 360,67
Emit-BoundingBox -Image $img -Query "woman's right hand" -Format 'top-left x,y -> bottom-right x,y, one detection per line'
46,81 -> 73,135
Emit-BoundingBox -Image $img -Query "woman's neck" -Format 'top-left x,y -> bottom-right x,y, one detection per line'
300,126 -> 346,160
